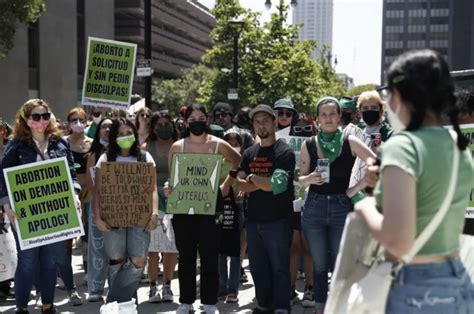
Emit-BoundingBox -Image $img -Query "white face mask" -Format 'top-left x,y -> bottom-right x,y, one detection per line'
386,94 -> 406,132
93,116 -> 102,124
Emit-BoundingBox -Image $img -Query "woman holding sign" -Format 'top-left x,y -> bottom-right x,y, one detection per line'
93,117 -> 159,303
167,103 -> 241,314
0,99 -> 82,314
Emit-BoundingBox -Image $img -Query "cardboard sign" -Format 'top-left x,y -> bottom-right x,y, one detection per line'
3,158 -> 84,250
167,153 -> 222,215
82,37 -> 137,110
276,130 -> 308,212
98,162 -> 154,227
461,124 -> 474,218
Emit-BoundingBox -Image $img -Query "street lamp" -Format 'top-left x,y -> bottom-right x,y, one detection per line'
227,17 -> 244,107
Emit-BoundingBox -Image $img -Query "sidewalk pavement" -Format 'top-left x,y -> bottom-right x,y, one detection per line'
0,244 -> 314,313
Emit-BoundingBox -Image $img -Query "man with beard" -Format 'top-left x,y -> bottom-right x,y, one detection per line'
237,104 -> 295,313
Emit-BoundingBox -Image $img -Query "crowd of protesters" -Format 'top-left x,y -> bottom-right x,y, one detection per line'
0,49 -> 473,314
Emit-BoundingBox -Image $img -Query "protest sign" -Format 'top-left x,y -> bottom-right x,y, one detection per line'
98,162 -> 154,227
3,158 -> 84,250
276,130 -> 308,212
82,37 -> 137,110
460,124 -> 474,218
167,153 -> 222,215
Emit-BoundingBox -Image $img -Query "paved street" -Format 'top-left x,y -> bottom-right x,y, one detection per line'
0,243 -> 314,313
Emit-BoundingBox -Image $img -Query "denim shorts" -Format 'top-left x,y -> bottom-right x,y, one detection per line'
387,257 -> 474,313
103,227 -> 151,260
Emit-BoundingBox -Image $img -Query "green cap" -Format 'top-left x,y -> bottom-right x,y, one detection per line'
339,96 -> 357,112
274,98 -> 296,111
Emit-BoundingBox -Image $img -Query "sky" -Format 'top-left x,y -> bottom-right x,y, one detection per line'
197,0 -> 383,86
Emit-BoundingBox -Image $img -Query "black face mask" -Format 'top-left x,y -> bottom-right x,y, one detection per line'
188,121 -> 207,136
362,110 -> 380,126
340,111 -> 353,125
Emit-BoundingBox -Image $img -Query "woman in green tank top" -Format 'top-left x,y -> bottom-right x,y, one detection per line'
355,49 -> 474,313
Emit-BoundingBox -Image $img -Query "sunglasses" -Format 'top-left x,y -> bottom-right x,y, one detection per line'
140,113 -> 151,119
214,112 -> 230,119
29,113 -> 51,122
278,111 -> 293,118
92,112 -> 102,117
70,118 -> 85,124
292,125 -> 313,133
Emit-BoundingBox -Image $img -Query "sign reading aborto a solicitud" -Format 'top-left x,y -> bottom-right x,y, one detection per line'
3,158 -> 84,251
167,153 -> 222,215
82,37 -> 137,110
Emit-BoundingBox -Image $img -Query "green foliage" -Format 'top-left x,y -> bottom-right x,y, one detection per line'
200,0 -> 346,115
346,83 -> 378,97
152,65 -> 218,115
0,0 -> 45,59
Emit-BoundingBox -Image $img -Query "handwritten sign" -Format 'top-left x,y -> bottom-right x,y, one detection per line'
3,158 -> 84,250
99,162 -> 154,227
167,153 -> 222,215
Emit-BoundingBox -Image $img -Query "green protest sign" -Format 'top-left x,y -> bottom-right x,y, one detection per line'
3,158 -> 84,250
276,130 -> 308,211
82,37 -> 137,110
461,124 -> 474,218
167,153 -> 222,215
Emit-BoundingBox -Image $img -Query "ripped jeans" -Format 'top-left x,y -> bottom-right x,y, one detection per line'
387,257 -> 474,313
103,227 -> 150,303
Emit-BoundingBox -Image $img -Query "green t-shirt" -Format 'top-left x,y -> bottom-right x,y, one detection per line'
374,127 -> 473,256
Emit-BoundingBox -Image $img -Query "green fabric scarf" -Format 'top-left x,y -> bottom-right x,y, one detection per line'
317,128 -> 344,163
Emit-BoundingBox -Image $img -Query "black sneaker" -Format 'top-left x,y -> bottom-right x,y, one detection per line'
15,308 -> 29,314
240,267 -> 248,283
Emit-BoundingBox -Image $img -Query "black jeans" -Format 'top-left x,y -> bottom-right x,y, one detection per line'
172,214 -> 220,305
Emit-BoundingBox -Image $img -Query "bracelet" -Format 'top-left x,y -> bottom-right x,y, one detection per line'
246,174 -> 254,183
229,169 -> 238,179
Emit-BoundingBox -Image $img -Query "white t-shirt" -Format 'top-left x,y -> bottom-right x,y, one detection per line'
95,152 -> 156,168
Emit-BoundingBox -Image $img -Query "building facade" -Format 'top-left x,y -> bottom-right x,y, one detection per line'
292,0 -> 333,58
0,0 -> 214,123
381,0 -> 474,82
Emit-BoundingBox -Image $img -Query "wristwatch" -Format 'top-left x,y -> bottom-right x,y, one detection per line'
229,169 -> 238,179
246,174 -> 255,183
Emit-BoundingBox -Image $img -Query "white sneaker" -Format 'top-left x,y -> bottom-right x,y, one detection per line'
203,304 -> 219,314
148,285 -> 161,303
301,289 -> 315,308
176,303 -> 193,313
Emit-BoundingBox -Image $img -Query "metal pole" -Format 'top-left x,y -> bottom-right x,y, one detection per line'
144,0 -> 152,108
232,33 -> 239,108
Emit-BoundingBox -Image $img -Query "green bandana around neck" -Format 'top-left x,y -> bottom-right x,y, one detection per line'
317,127 -> 344,163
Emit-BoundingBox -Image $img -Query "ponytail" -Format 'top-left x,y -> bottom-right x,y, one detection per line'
448,106 -> 469,150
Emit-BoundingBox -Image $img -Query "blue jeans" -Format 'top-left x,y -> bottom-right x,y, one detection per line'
387,258 -> 474,313
247,218 -> 292,311
301,192 -> 352,309
87,202 -> 109,296
13,231 -> 65,308
103,227 -> 150,303
218,255 -> 241,295
57,239 -> 76,292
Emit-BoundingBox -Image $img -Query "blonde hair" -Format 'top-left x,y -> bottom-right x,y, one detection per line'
13,99 -> 62,141
357,90 -> 385,115
66,107 -> 87,122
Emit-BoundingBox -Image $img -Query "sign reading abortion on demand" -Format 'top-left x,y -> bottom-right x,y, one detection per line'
167,153 -> 222,215
3,158 -> 84,250
99,162 -> 154,227
82,37 -> 137,110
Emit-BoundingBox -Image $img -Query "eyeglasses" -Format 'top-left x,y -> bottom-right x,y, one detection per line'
214,112 -> 230,119
278,111 -> 293,118
92,112 -> 102,117
292,125 -> 313,133
140,113 -> 151,119
29,113 -> 51,121
70,118 -> 85,124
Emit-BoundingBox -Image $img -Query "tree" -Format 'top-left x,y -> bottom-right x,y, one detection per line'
152,65 -> 218,115
0,0 -> 45,59
346,83 -> 378,97
200,0 -> 346,114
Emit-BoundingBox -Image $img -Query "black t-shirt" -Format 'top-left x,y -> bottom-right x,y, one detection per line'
239,139 -> 295,223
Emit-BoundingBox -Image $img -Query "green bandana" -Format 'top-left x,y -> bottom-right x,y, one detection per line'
317,128 -> 344,163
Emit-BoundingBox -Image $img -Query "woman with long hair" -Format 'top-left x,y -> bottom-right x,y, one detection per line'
84,117 -> 112,302
144,112 -> 179,303
93,117 -> 159,303
355,49 -> 474,313
135,107 -> 153,145
167,103 -> 241,314
0,99 -> 81,314
298,97 -> 375,313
